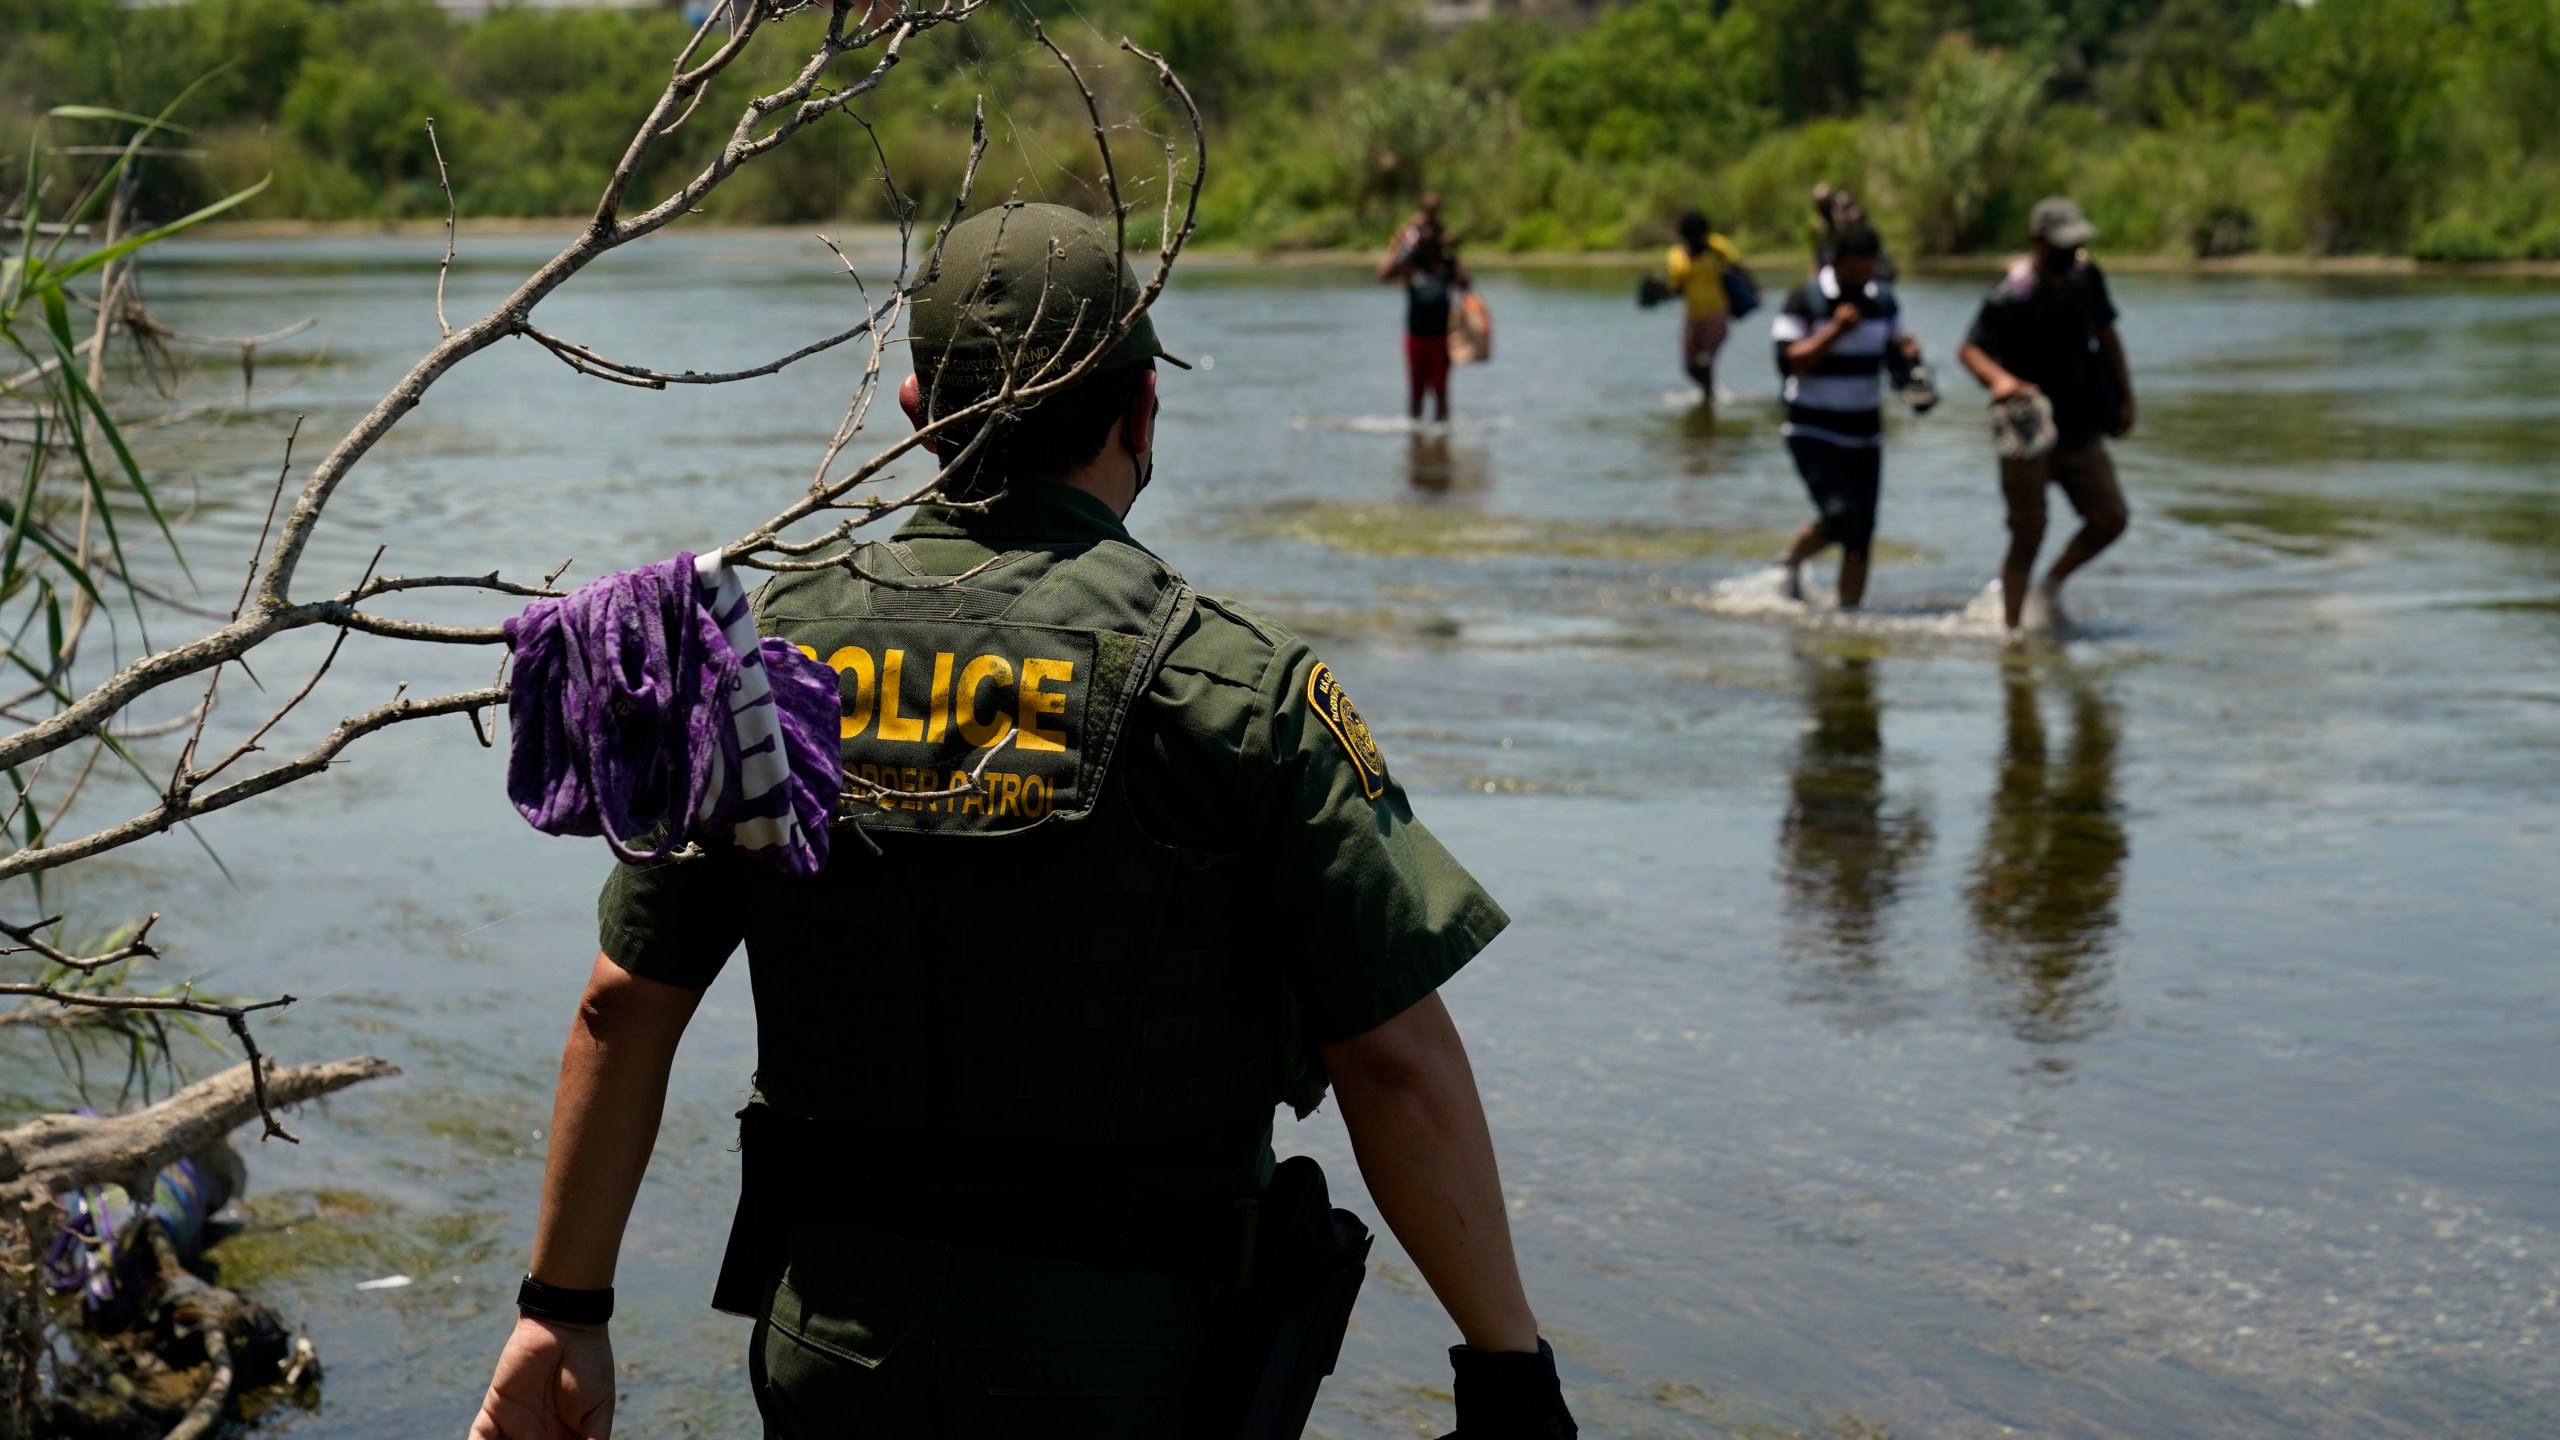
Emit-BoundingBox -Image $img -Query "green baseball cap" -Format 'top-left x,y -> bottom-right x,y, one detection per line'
908,202 -> 1187,395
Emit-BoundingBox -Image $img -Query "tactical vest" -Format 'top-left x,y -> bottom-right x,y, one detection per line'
744,535 -> 1285,1151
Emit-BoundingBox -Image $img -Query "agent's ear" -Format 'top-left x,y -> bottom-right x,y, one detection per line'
898,373 -> 939,457
1122,368 -> 1159,458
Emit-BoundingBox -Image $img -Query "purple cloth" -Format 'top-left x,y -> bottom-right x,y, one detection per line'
44,1149 -> 228,1327
503,553 -> 838,875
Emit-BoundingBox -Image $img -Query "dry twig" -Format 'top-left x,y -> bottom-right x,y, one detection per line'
427,117 -> 456,340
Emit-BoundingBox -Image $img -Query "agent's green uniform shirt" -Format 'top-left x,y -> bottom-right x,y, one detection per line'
596,482 -> 1507,1209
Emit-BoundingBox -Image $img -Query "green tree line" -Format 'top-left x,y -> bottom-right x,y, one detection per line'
6,0 -> 2558,259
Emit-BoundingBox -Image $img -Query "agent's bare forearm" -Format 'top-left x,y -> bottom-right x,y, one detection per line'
1325,991 -> 1539,1353
527,954 -> 702,1290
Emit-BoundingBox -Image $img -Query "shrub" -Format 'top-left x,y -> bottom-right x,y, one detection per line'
4,0 -> 2554,258
2256,0 -> 2451,253
1343,73 -> 1499,207
1707,117 -> 1877,254
1884,34 -> 2049,255
1516,0 -> 1774,167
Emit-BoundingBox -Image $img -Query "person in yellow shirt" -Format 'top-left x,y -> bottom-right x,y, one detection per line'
1665,209 -> 1747,397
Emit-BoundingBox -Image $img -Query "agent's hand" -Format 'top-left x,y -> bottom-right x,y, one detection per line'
1989,372 -> 2038,403
2111,395 -> 2136,437
469,1316 -> 614,1440
1897,333 -> 1922,360
1829,300 -> 1864,331
1438,1339 -> 1577,1440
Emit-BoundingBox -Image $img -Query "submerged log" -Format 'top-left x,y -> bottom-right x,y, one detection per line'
0,1057 -> 398,1440
0,1057 -> 399,1217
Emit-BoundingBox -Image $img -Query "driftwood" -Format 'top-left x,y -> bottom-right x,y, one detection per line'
0,1057 -> 398,1216
0,1058 -> 394,1436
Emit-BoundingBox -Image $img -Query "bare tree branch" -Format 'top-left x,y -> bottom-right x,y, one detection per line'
0,685 -> 503,882
518,296 -> 898,389
0,1056 -> 399,1207
116,316 -> 317,352
188,546 -> 382,789
427,118 -> 457,340
0,912 -> 157,974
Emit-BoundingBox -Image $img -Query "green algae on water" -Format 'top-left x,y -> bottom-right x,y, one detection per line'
212,1189 -> 499,1292
2167,483 -> 2560,561
1244,501 -> 1928,566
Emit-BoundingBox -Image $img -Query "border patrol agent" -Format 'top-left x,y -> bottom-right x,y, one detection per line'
471,203 -> 1580,1440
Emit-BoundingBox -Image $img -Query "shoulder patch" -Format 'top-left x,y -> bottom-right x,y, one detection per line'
1308,662 -> 1389,800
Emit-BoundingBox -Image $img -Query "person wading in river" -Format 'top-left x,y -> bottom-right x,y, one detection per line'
468,203 -> 1576,1440
1807,184 -> 1842,272
1664,209 -> 1745,399
1957,196 -> 2135,632
1808,186 -> 1896,282
1771,222 -> 1919,610
1379,192 -> 1471,424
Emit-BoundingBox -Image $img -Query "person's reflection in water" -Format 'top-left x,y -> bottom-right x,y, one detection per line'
1681,398 -> 1724,444
1673,400 -> 1719,476
1671,393 -> 1749,477
1405,429 -> 1488,494
1966,659 -> 2127,1069
1777,652 -> 1932,1030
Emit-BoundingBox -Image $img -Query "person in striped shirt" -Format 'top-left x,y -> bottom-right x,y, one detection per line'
1770,223 -> 1919,609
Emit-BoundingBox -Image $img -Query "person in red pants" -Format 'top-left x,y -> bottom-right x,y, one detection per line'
1379,192 -> 1472,423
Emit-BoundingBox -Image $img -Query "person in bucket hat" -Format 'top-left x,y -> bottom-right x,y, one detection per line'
1957,196 -> 2137,633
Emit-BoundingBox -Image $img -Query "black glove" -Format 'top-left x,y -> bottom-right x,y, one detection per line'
1438,1338 -> 1577,1440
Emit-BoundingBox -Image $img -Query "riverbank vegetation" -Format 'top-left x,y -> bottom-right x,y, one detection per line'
5,0 -> 2557,260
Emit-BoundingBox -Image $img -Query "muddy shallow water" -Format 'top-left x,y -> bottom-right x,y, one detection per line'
28,231 -> 2557,1437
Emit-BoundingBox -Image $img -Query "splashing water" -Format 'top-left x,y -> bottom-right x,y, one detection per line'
1695,566 -> 2018,641
1657,385 -> 1760,408
1286,413 -> 1515,437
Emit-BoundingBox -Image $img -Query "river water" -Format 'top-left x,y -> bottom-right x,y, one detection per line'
38,231 -> 2556,1437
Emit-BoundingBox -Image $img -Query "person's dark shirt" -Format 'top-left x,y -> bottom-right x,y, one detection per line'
1965,255 -> 2120,449
1405,261 -> 1455,338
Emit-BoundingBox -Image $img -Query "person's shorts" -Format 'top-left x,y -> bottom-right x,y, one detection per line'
1681,312 -> 1730,372
751,1219 -> 1214,1440
1999,440 -> 2126,536
1786,435 -> 1882,556
1404,332 -> 1451,399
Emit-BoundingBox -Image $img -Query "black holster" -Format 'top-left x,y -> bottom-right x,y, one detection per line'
1208,1155 -> 1374,1440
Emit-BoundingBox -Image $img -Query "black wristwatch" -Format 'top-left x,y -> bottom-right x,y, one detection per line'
516,1274 -> 614,1326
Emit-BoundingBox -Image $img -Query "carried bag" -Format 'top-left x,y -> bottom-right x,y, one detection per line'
1988,391 -> 2058,460
1887,347 -> 1940,414
1721,262 -> 1761,319
1448,292 -> 1494,365
1636,274 -> 1672,309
